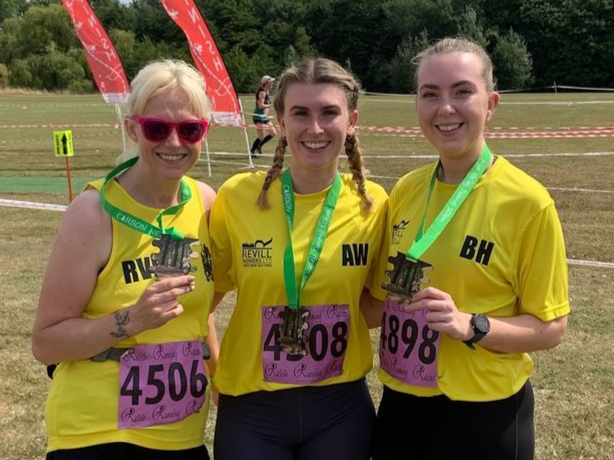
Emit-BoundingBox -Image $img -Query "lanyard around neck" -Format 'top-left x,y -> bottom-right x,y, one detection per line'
407,144 -> 493,261
99,157 -> 191,241
281,169 -> 342,310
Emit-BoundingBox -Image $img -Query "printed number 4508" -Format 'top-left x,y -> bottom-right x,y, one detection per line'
263,322 -> 348,362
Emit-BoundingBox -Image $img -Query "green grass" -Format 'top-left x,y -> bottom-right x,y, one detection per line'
1,92 -> 613,459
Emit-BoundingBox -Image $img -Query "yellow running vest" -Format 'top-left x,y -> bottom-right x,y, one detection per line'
45,176 -> 214,452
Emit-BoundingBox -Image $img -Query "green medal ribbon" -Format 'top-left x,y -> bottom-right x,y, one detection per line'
99,157 -> 191,241
281,169 -> 342,310
407,144 -> 493,261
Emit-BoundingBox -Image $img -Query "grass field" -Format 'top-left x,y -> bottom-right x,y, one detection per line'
1,91 -> 613,459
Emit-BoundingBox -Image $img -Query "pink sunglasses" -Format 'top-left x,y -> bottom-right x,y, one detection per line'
132,116 -> 210,144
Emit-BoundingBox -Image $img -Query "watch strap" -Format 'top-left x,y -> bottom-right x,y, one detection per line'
463,314 -> 488,349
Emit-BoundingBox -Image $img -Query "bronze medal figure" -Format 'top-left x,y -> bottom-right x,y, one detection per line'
151,235 -> 199,279
279,306 -> 309,356
381,252 -> 432,302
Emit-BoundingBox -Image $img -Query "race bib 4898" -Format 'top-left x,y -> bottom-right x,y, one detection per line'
379,300 -> 440,388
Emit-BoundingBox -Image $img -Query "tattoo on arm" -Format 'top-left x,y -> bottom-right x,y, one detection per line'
110,310 -> 130,338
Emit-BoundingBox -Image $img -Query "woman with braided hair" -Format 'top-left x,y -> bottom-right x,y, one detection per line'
209,57 -> 388,460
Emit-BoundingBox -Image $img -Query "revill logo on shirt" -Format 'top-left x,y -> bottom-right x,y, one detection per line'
242,238 -> 273,267
392,220 -> 409,244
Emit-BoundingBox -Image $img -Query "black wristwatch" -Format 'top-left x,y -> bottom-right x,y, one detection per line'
463,314 -> 490,349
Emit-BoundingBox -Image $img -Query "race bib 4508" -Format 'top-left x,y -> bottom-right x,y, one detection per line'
261,304 -> 350,385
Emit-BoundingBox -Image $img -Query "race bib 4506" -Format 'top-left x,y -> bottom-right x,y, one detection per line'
118,340 -> 207,429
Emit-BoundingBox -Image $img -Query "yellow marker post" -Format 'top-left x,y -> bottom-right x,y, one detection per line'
53,130 -> 75,202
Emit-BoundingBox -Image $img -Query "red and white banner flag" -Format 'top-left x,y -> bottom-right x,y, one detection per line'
159,0 -> 243,126
60,0 -> 130,103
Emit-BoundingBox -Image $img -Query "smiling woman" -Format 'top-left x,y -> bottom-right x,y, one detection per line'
276,83 -> 359,192
208,58 -> 389,460
32,59 -> 219,460
415,47 -> 499,182
369,37 -> 570,460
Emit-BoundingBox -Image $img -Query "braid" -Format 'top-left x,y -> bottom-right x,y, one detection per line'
257,136 -> 288,209
345,132 -> 373,211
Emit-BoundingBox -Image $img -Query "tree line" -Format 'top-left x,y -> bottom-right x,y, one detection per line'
0,0 -> 613,94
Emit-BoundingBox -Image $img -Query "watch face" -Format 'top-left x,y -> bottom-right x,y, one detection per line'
473,314 -> 490,333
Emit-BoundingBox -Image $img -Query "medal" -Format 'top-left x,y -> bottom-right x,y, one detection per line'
278,306 -> 309,356
381,252 -> 431,302
280,169 -> 341,355
151,234 -> 200,279
100,157 -> 197,280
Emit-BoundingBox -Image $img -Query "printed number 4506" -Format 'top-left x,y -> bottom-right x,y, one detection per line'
120,360 -> 206,405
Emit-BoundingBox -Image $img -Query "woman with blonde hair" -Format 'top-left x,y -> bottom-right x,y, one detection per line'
210,57 -> 388,460
33,59 -> 217,460
370,38 -> 570,460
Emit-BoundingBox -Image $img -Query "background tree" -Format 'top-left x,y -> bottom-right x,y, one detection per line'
0,62 -> 8,88
385,30 -> 430,94
0,0 -> 613,93
491,28 -> 533,90
0,0 -> 27,24
456,5 -> 488,49
0,3 -> 90,91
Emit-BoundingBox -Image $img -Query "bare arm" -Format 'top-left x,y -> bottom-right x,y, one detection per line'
32,190 -> 194,365
205,313 -> 219,377
405,287 -> 568,353
359,288 -> 384,329
256,91 -> 271,110
476,314 -> 567,353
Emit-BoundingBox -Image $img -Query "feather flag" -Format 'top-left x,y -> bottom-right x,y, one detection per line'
158,0 -> 243,126
60,0 -> 130,103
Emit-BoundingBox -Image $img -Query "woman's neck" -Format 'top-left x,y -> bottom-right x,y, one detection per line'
118,163 -> 181,208
289,166 -> 337,195
438,142 -> 491,185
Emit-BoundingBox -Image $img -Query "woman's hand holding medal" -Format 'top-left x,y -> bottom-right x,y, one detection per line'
401,287 -> 472,342
126,274 -> 196,335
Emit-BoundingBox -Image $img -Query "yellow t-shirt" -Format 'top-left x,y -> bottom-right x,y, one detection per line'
210,171 -> 388,396
369,156 -> 569,402
45,176 -> 214,452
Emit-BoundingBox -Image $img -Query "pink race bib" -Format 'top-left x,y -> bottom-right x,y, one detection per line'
379,299 -> 440,387
261,304 -> 350,384
118,340 -> 207,429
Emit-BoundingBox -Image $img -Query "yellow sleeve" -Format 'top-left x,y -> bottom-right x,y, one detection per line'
363,189 -> 388,294
366,189 -> 392,301
515,203 -> 570,321
209,184 -> 236,293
